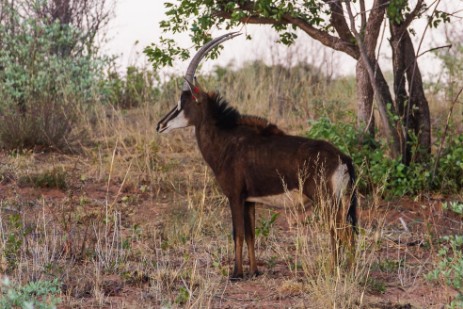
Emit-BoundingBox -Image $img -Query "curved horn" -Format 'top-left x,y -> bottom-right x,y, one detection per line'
182,32 -> 241,91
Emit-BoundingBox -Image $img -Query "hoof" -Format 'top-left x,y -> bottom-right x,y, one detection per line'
229,274 -> 243,281
251,270 -> 263,277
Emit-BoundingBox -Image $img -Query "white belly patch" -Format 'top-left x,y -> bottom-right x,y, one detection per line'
246,189 -> 310,207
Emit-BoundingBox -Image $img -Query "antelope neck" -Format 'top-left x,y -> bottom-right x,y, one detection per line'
194,118 -> 231,174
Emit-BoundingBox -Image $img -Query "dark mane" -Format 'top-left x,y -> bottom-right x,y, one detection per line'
207,93 -> 241,129
207,93 -> 285,135
239,115 -> 286,136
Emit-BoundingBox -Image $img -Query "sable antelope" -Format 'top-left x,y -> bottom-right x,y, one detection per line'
157,32 -> 357,279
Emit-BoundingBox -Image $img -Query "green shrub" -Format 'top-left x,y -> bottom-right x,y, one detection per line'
0,3 -> 111,151
256,212 -> 279,238
426,201 -> 463,308
106,66 -> 160,109
0,277 -> 61,309
434,134 -> 463,192
3,214 -> 24,272
18,167 -> 67,190
306,117 -> 463,196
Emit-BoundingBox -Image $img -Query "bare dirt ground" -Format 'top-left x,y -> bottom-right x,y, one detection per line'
0,148 -> 461,309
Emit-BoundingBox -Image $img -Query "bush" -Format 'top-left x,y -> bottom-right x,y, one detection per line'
18,166 -> 67,190
434,134 -> 463,192
0,2 -> 111,151
306,117 -> 463,196
106,66 -> 160,109
0,277 -> 61,309
0,100 -> 76,151
426,201 -> 463,308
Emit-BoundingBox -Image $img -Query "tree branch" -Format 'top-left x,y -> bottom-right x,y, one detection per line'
364,0 -> 388,56
213,11 -> 286,25
324,0 -> 355,43
359,0 -> 367,30
213,1 -> 360,59
416,44 -> 451,58
401,0 -> 424,32
282,13 -> 359,59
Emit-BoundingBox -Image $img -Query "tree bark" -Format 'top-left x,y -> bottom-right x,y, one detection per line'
354,0 -> 388,139
356,62 -> 375,137
390,24 -> 431,163
369,57 -> 404,158
344,0 -> 402,158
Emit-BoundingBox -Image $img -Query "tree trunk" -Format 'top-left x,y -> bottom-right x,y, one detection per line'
369,57 -> 404,158
404,34 -> 431,162
345,0 -> 402,158
390,24 -> 431,163
354,0 -> 386,144
356,61 -> 375,138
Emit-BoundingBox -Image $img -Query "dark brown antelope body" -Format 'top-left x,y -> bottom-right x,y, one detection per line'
157,33 -> 357,279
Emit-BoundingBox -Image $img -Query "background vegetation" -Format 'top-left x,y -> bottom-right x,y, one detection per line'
0,0 -> 462,308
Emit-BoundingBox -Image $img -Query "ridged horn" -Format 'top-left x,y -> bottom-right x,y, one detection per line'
182,32 -> 241,91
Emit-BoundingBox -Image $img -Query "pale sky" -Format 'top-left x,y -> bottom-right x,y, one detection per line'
103,0 -> 462,79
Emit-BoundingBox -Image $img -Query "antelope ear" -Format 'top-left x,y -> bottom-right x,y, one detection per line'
183,77 -> 202,95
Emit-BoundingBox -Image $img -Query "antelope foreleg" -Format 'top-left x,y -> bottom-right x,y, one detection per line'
244,202 -> 259,276
230,198 -> 245,279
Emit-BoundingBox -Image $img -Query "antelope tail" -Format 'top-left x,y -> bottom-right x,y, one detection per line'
347,162 -> 358,234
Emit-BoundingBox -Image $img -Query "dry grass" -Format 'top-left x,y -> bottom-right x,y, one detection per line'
0,63 -> 461,308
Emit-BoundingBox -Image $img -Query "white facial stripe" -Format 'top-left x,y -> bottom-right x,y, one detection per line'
177,99 -> 181,111
160,109 -> 189,133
